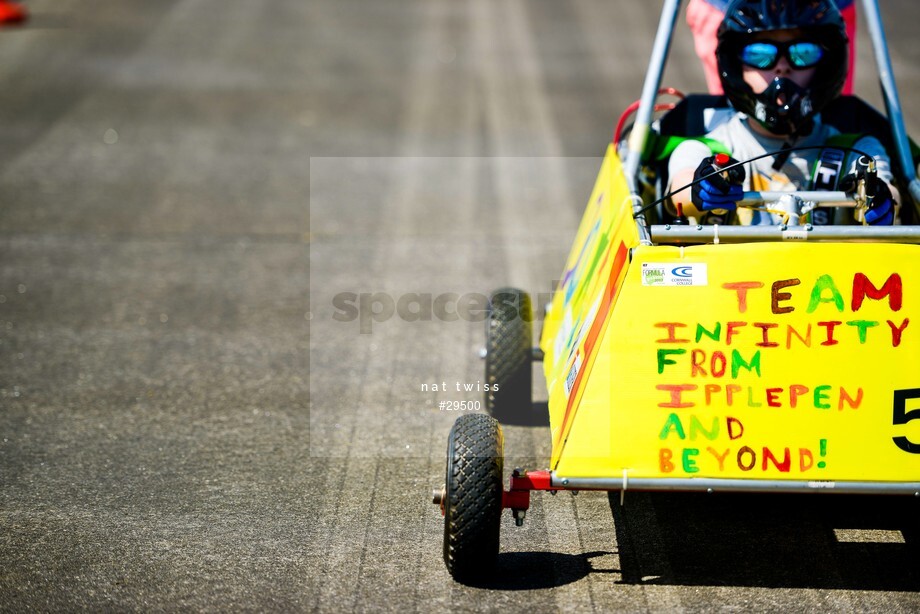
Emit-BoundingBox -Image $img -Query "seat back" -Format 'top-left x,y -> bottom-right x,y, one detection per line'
657,94 -> 728,139
646,94 -> 731,221
823,95 -> 919,223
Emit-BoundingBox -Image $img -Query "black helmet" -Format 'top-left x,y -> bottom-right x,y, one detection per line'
716,0 -> 848,136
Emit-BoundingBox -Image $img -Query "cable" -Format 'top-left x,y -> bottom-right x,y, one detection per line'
632,144 -> 877,219
613,88 -> 685,144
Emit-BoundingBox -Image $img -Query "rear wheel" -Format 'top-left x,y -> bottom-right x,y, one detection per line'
442,413 -> 504,582
484,288 -> 533,423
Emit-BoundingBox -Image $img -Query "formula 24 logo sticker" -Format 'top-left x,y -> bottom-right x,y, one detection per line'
641,263 -> 708,287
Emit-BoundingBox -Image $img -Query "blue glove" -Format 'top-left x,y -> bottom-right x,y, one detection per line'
865,196 -> 894,225
839,172 -> 895,226
691,154 -> 746,212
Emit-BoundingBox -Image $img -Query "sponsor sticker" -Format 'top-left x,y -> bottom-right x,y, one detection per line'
641,262 -> 708,286
564,351 -> 583,397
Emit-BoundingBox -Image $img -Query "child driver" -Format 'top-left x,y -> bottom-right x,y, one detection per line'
668,0 -> 896,226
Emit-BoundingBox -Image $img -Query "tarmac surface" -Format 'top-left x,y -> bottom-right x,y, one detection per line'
3,0 -> 920,611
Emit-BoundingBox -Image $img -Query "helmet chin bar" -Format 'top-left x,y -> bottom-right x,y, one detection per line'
751,77 -> 814,137
715,0 -> 847,142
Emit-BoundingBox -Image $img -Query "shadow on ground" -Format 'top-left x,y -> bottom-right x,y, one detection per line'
459,550 -> 615,590
610,491 -> 920,591
493,401 -> 551,428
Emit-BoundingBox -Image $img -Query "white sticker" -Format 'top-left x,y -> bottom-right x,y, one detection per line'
564,352 -> 583,397
781,230 -> 809,241
641,263 -> 708,286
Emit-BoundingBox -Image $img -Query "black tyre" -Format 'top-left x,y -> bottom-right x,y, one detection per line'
443,413 -> 504,582
484,288 -> 533,423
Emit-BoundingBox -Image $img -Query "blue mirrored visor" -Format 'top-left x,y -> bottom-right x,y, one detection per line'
740,41 -> 824,70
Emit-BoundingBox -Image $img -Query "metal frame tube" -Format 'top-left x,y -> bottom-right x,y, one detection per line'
624,0 -> 683,244
553,474 -> 920,495
650,223 -> 920,244
737,190 -> 857,207
859,0 -> 920,205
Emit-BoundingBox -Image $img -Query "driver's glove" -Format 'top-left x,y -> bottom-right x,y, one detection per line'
839,171 -> 895,226
691,154 -> 746,212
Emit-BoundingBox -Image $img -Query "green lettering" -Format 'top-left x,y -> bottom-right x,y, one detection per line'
731,349 -> 762,378
657,348 -> 686,374
659,413 -> 686,440
846,320 -> 879,344
814,385 -> 832,409
695,322 -> 722,343
682,448 -> 700,473
806,274 -> 845,314
689,415 -> 719,441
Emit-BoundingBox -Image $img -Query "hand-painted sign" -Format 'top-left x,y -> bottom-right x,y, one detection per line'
543,146 -> 920,484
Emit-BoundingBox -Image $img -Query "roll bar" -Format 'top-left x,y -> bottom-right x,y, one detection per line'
624,0 -> 682,245
650,224 -> 920,244
625,0 -> 919,241
859,0 -> 920,205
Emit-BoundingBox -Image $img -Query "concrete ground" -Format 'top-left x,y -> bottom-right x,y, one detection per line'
3,0 -> 920,611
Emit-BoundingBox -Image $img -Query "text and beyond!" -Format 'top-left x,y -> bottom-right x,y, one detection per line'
652,273 -> 905,475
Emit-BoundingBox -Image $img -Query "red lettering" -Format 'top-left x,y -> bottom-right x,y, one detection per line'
710,351 -> 727,378
654,322 -> 690,343
722,281 -> 764,313
789,384 -> 809,408
691,349 -> 707,377
659,448 -> 675,473
765,387 -> 783,408
704,384 -> 721,405
817,320 -> 842,346
888,318 -> 910,347
656,384 -> 697,408
838,387 -> 863,410
726,384 -> 742,406
725,321 -> 747,345
851,273 -> 902,312
799,448 -> 814,472
754,322 -> 779,347
762,447 -> 791,472
726,417 -> 744,440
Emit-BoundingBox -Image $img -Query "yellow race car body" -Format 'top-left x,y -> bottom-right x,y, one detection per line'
541,144 -> 920,493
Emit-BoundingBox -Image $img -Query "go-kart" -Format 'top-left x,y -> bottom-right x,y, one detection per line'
431,0 -> 920,582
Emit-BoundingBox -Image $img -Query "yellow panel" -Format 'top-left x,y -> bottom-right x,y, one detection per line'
555,242 -> 920,483
539,145 -> 640,467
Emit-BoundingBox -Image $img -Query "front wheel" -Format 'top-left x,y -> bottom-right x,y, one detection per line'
442,413 -> 504,582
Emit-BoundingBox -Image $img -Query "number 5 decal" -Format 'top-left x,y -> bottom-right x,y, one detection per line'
892,388 -> 920,454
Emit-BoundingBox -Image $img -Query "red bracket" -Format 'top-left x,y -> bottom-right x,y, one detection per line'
501,469 -> 556,513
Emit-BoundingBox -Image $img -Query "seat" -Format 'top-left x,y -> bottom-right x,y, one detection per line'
643,94 -> 731,222
823,96 -> 919,223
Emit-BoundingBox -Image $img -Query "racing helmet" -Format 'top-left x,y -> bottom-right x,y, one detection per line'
716,0 -> 848,136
